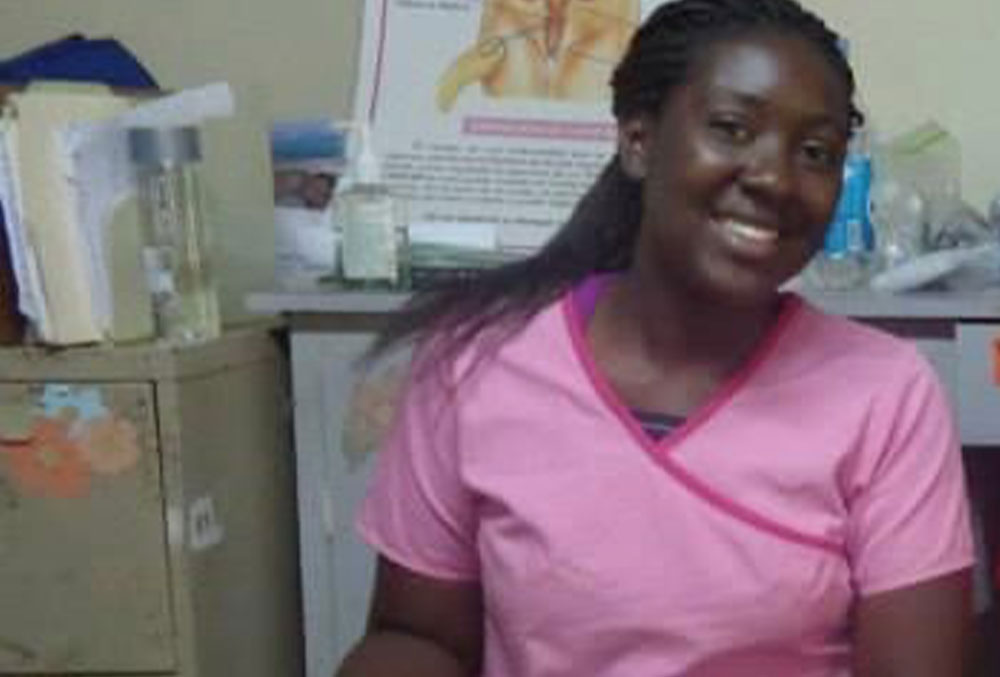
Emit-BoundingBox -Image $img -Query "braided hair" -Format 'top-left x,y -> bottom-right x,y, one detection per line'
367,0 -> 859,362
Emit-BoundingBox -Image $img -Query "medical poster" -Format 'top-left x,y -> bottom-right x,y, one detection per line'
353,0 -> 664,252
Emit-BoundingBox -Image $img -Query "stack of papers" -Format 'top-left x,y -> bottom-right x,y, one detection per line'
0,82 -> 233,345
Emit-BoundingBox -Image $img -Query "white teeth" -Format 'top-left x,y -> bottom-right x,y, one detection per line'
724,220 -> 778,243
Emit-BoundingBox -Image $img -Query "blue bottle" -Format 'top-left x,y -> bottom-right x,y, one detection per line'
811,132 -> 874,289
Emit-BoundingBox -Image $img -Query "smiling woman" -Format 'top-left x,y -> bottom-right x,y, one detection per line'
619,33 -> 850,310
339,2 -> 974,676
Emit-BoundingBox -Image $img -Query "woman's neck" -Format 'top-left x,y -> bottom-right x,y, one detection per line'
606,266 -> 781,374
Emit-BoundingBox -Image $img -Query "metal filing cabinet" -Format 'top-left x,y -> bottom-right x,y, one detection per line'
0,327 -> 302,677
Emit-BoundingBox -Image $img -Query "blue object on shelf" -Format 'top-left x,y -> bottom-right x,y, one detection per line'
0,34 -> 158,89
271,120 -> 347,162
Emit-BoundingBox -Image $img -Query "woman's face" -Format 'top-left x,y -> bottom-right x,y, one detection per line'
621,32 -> 851,307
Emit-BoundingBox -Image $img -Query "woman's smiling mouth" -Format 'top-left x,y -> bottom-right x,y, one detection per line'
715,217 -> 783,260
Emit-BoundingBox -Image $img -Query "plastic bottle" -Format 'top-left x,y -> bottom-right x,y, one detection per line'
989,192 -> 1000,231
337,122 -> 408,289
870,177 -> 927,270
129,126 -> 221,343
809,126 -> 875,290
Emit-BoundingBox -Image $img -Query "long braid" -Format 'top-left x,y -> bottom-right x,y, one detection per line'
366,0 -> 859,363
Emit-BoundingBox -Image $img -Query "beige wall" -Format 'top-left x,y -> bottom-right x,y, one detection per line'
0,1 -> 996,316
807,0 -> 1000,213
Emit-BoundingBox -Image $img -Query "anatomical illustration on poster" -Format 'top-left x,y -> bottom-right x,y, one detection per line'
354,0 -> 666,252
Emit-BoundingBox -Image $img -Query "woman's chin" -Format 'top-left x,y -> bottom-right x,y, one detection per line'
692,265 -> 789,311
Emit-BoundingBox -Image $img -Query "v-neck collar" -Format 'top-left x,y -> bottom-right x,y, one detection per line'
561,283 -> 802,461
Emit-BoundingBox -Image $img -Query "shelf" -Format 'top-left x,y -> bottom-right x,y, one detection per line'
247,287 -> 408,315
247,286 -> 1000,321
803,290 -> 1000,319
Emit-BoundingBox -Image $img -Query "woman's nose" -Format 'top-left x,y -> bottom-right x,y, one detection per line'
741,142 -> 795,202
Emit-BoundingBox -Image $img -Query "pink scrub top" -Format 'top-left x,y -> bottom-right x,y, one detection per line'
358,284 -> 973,676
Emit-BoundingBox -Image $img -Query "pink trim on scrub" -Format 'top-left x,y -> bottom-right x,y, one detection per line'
562,283 -> 841,554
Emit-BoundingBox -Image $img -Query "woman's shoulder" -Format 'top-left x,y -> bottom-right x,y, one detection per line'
409,292 -> 573,389
781,294 -> 937,386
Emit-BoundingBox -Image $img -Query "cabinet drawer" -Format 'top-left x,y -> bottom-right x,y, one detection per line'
0,382 -> 174,673
957,324 -> 1000,446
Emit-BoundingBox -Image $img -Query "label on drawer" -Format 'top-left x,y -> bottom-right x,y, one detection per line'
188,495 -> 225,551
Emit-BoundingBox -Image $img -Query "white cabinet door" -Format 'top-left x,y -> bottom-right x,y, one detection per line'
291,330 -> 409,677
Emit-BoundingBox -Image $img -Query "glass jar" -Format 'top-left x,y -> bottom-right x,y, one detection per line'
129,126 -> 221,343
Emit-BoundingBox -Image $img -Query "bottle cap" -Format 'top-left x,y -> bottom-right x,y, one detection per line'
129,126 -> 202,166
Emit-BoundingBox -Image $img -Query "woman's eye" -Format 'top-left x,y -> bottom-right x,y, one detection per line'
708,117 -> 752,144
800,140 -> 840,168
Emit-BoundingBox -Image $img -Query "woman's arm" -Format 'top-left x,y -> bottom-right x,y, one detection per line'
847,351 -> 977,677
853,570 -> 972,677
337,556 -> 484,677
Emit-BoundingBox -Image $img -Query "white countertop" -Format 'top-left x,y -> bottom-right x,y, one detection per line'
247,285 -> 1000,320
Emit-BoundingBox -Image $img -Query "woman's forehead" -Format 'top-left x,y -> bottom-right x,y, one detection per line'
679,33 -> 850,121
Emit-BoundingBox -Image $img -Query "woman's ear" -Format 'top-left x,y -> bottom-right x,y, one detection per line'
617,116 -> 650,180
